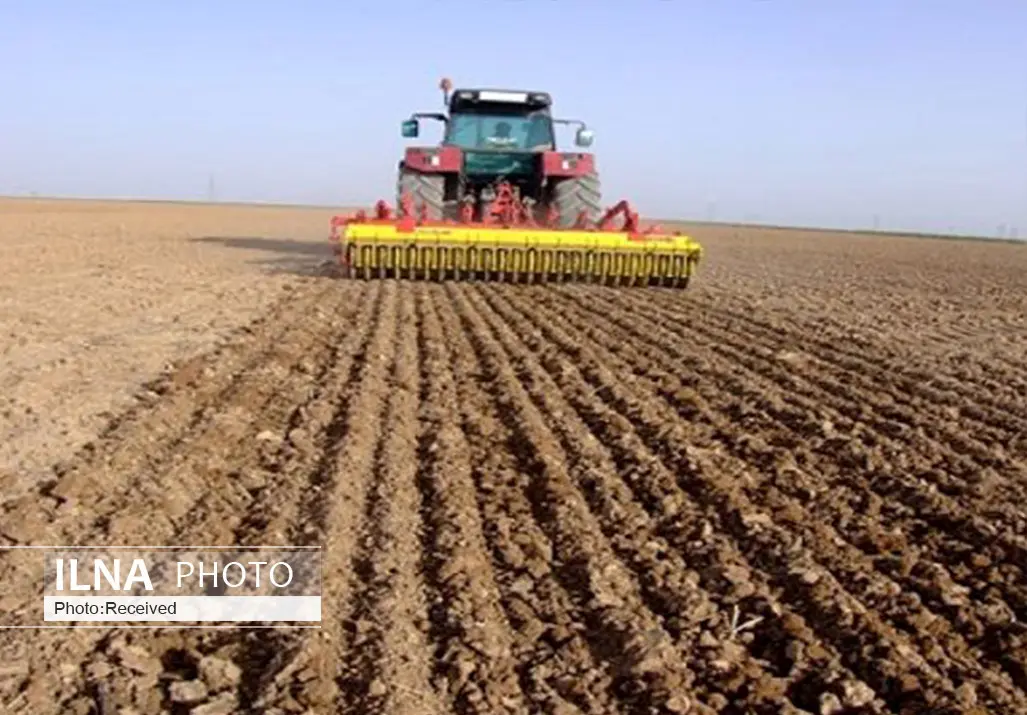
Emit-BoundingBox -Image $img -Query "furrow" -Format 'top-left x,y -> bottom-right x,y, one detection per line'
0,282 -> 368,712
143,281 -> 386,548
429,284 -> 626,715
519,286 -> 1027,708
248,278 -> 402,712
4,284 -> 354,552
0,282 -> 338,506
0,281 -> 346,538
223,281 -> 387,548
413,283 -> 531,715
580,288 -> 1027,582
335,282 -> 445,715
691,297 -> 1027,476
591,283 -> 1027,647
643,290 -> 1025,480
445,282 -> 729,715
662,292 -> 1027,442
468,285 -> 814,715
483,286 -> 973,714
477,286 -> 902,714
567,287 -> 1027,578
214,280 -> 390,713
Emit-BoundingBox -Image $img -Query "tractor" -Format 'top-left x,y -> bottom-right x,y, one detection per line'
328,78 -> 702,288
396,78 -> 601,228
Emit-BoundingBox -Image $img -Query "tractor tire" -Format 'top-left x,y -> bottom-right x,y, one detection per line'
396,167 -> 445,220
551,171 -> 602,228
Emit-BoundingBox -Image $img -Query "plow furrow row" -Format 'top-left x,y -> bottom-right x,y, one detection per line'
580,288 -> 1027,559
0,281 -> 379,711
668,291 -> 1027,438
508,286 -> 1027,707
3,276 -> 1024,715
447,284 -> 705,715
640,290 -> 1026,464
483,285 -> 1007,713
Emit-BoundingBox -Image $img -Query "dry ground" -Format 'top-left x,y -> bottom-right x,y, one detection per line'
1,198 -> 1026,714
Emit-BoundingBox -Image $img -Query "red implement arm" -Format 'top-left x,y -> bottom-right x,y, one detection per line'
331,181 -> 682,240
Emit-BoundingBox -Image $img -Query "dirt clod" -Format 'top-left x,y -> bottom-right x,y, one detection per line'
819,692 -> 845,714
169,679 -> 208,704
189,693 -> 238,715
112,644 -> 160,678
198,656 -> 241,692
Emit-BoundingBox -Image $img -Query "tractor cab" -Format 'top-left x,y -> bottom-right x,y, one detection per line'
396,78 -> 601,227
444,89 -> 556,152
400,85 -> 594,152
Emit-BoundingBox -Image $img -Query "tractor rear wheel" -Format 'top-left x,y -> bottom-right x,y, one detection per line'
396,167 -> 445,220
551,171 -> 602,228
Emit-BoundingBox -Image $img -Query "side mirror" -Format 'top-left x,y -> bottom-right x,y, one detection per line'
401,119 -> 419,138
575,128 -> 594,147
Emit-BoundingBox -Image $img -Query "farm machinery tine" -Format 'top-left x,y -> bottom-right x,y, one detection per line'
330,184 -> 703,288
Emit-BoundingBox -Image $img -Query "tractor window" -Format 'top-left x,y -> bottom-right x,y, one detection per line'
446,113 -> 553,151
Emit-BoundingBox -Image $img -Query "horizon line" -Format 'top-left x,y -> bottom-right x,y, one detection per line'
2,192 -> 1024,246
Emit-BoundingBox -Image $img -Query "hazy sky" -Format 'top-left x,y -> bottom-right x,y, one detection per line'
2,0 -> 1025,235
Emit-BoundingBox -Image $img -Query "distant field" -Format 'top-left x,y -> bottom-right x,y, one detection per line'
4,193 -> 1022,243
1,197 -> 1026,714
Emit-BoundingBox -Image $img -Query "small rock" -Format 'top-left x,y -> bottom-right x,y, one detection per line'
798,568 -> 821,585
717,641 -> 746,665
698,631 -> 719,649
190,693 -> 238,715
840,679 -> 875,708
293,666 -> 319,683
785,641 -> 805,663
819,692 -> 844,715
236,469 -> 268,492
706,693 -> 729,710
287,428 -> 315,453
956,682 -> 977,708
0,501 -> 48,543
940,583 -> 970,607
741,512 -> 773,528
368,678 -> 387,697
199,655 -> 242,692
970,553 -> 991,569
256,430 -> 280,443
133,683 -> 164,713
722,565 -> 748,584
85,661 -> 113,681
666,694 -> 690,712
508,576 -> 533,596
709,658 -> 733,674
170,680 -> 208,704
114,644 -> 160,677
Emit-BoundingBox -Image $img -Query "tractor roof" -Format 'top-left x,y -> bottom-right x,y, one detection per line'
449,88 -> 552,109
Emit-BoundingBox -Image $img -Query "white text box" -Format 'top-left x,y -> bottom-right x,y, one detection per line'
44,596 -> 321,622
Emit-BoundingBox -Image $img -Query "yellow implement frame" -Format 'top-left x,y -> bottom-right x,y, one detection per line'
336,223 -> 703,287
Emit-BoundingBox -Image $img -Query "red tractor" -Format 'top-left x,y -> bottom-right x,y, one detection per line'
397,78 -> 601,228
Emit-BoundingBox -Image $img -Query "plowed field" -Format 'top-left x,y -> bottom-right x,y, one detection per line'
1,199 -> 1026,714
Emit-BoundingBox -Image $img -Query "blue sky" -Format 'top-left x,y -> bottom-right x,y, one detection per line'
1,0 -> 1025,236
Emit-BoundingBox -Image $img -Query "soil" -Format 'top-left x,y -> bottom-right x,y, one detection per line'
1,198 -> 1026,714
